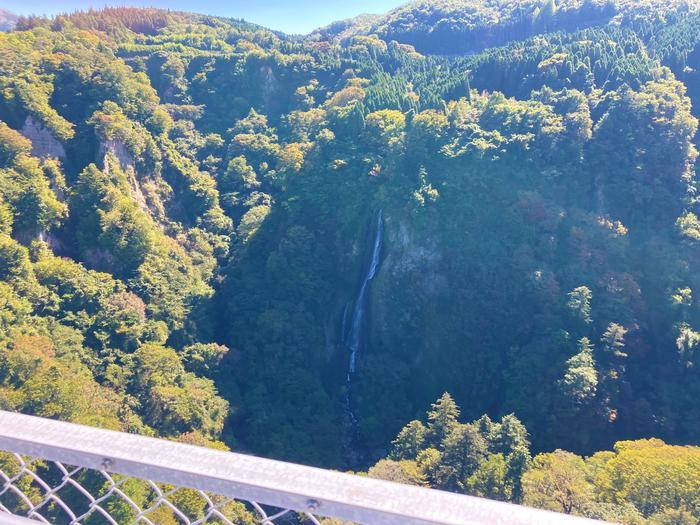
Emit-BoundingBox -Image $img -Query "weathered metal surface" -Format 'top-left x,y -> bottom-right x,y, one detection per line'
0,410 -> 606,525
0,513 -> 37,525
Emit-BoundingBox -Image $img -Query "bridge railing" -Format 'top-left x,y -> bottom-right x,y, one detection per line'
0,410 -> 604,525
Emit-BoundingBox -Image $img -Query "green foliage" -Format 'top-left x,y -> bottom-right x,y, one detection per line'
0,154 -> 67,234
88,101 -> 162,175
523,450 -> 593,514
593,439 -> 700,518
366,459 -> 427,486
380,394 -> 532,501
602,322 -> 628,359
237,204 -> 271,243
567,286 -> 592,325
677,212 -> 700,241
182,342 -> 229,376
389,420 -> 427,460
0,9 -> 698,518
559,337 -> 598,405
315,0 -> 693,55
468,453 -> 511,501
0,121 -> 31,164
647,509 -> 697,525
133,344 -> 228,438
437,423 -> 488,491
590,76 -> 698,226
427,392 -> 460,446
519,439 -> 700,521
364,109 -> 406,153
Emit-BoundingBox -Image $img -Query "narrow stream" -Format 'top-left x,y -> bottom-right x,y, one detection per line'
342,210 -> 383,464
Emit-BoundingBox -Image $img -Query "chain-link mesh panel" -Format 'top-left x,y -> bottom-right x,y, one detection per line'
0,452 -> 322,525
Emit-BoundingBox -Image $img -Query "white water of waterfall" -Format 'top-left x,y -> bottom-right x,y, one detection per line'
341,210 -> 384,465
346,209 -> 383,381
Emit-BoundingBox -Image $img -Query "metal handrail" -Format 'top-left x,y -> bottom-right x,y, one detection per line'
0,410 -> 604,524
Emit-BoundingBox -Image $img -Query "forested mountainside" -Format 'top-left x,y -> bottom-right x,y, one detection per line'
0,9 -> 18,31
1,1 -> 700,521
310,0 -> 700,54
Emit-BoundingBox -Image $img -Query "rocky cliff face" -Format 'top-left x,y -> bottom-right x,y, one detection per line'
99,140 -> 168,222
99,138 -> 135,172
21,117 -> 66,159
354,195 -> 523,450
370,215 -> 447,360
348,211 -> 457,449
384,216 -> 445,290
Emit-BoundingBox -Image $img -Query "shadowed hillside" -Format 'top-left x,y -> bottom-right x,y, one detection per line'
1,3 -> 700,522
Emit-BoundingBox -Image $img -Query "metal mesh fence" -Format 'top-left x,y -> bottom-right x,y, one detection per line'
0,410 -> 608,525
0,452 -> 321,525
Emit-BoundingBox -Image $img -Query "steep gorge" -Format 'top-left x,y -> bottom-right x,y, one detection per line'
2,3 -> 699,479
341,209 -> 383,465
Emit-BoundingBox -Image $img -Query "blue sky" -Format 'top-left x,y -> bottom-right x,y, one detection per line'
3,0 -> 406,34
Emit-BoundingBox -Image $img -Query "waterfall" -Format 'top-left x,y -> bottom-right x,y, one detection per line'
346,210 -> 383,381
342,209 -> 383,465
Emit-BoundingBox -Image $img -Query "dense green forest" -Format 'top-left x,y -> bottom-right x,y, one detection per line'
311,0 -> 700,54
1,0 -> 700,521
